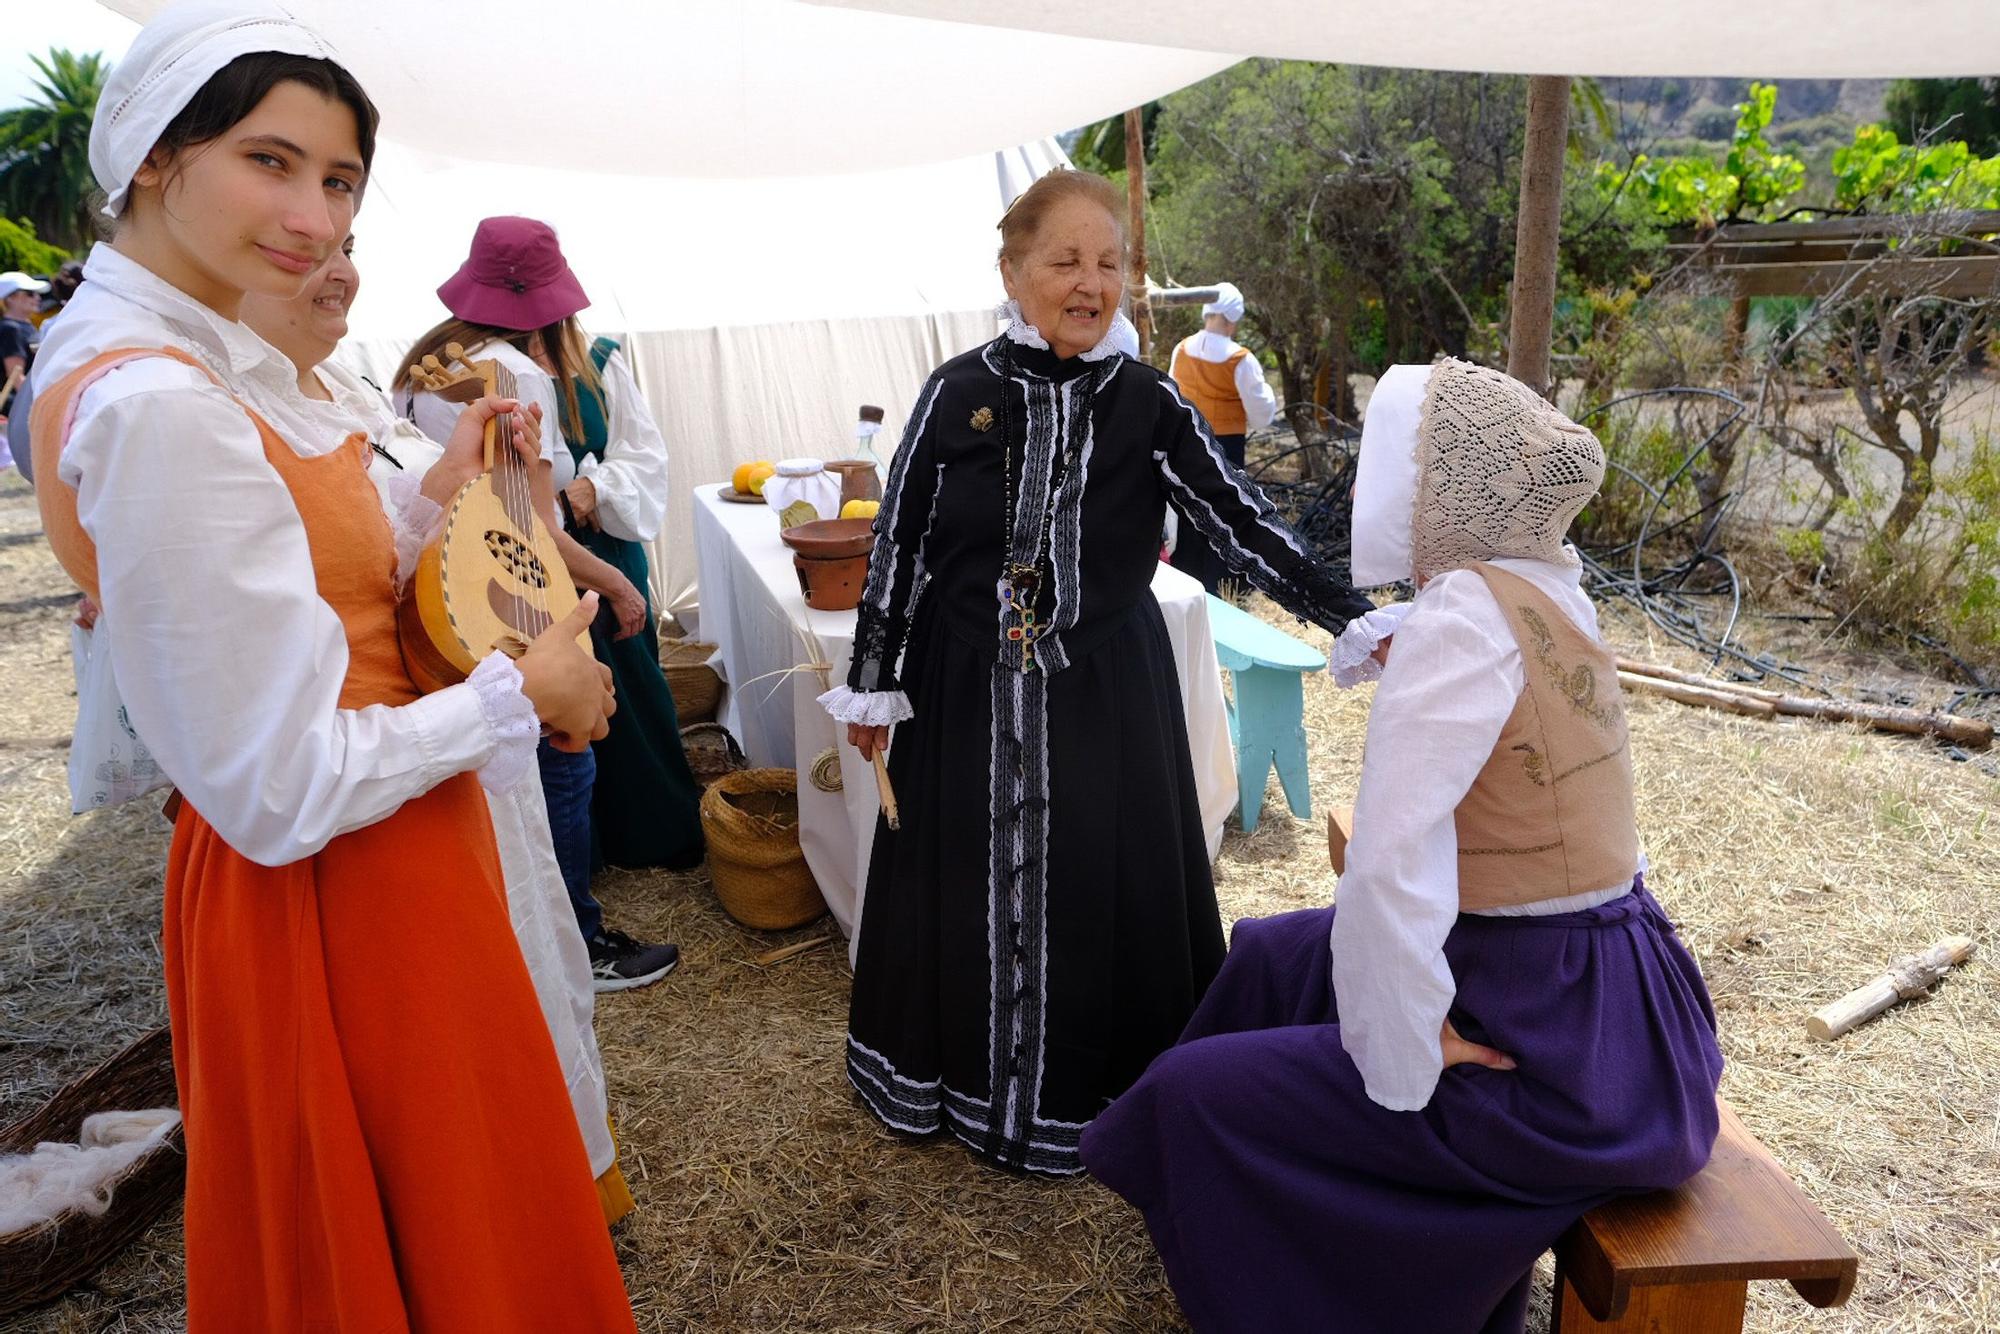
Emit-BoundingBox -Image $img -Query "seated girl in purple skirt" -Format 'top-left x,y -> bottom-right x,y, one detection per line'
1080,358 -> 1725,1334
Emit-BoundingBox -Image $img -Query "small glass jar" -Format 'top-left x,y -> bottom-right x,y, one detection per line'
762,458 -> 842,528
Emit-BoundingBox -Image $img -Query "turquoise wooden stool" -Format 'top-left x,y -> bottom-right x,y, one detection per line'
1205,594 -> 1325,834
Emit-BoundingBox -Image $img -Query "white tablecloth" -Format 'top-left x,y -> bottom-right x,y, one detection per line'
690,483 -> 1236,961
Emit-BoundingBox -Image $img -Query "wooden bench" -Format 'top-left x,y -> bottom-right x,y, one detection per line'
1553,1101 -> 1857,1331
1206,593 -> 1324,834
1325,810 -> 1860,1332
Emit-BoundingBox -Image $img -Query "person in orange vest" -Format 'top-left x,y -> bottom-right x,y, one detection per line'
1167,282 -> 1278,591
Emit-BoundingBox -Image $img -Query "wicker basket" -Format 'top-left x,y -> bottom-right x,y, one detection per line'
700,768 -> 825,930
659,637 -> 722,724
0,1027 -> 184,1317
680,721 -> 749,786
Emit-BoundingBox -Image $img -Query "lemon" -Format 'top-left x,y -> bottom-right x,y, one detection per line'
840,499 -> 881,521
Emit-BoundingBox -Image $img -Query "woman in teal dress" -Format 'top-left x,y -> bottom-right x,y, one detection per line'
398,216 -> 702,990
560,331 -> 707,872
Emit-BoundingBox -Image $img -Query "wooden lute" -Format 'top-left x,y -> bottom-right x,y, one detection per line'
399,342 -> 590,693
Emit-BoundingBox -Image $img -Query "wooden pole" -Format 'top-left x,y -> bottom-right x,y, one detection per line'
871,751 -> 900,831
1124,106 -> 1153,361
1617,670 -> 1778,718
1506,75 -> 1571,397
1807,936 -> 1976,1040
1615,655 -> 1994,749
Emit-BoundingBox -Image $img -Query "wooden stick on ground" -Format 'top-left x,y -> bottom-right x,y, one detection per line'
1807,935 -> 1977,1041
872,752 -> 900,831
753,933 -> 837,967
1617,670 -> 1778,718
1615,657 -> 1993,749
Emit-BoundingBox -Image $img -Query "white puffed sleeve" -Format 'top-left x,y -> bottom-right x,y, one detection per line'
1328,571 -> 1523,1111
575,350 -> 668,543
65,362 -> 532,866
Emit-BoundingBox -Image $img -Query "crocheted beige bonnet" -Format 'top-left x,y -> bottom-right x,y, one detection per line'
1410,358 -> 1604,580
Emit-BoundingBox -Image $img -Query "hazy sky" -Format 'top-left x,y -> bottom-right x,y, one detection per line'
3,0 -> 139,109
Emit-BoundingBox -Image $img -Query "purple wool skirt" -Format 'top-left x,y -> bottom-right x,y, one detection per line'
1079,881 -> 1724,1334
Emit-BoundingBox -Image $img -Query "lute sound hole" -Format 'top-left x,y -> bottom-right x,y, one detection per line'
484,529 -> 550,589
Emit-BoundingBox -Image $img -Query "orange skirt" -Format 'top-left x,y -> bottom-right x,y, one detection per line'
163,773 -> 636,1333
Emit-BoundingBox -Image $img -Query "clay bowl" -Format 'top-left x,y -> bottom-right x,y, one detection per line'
779,517 -> 876,560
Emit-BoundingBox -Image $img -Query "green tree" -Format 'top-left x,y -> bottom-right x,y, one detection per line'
1069,103 -> 1160,175
0,49 -> 109,252
1148,61 -> 1530,423
1601,82 -> 1806,227
0,216 -> 69,273
1885,77 -> 2000,158
1832,124 -> 2000,212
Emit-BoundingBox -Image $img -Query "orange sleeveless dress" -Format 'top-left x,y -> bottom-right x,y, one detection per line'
33,348 -> 638,1332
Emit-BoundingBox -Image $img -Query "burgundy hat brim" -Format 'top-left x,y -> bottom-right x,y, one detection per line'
436,262 -> 590,332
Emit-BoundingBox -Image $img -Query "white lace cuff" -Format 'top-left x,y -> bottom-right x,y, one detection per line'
470,651 -> 541,791
1329,603 -> 1415,688
819,684 -> 914,727
384,470 -> 446,592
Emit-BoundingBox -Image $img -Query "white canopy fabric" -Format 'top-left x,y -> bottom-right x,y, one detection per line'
810,0 -> 2000,78
100,0 -> 1234,176
92,3 -> 1231,614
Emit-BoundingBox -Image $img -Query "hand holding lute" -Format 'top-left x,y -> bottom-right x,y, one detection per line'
517,593 -> 616,752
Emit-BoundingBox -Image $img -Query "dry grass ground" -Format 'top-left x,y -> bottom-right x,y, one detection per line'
3,465 -> 1997,1332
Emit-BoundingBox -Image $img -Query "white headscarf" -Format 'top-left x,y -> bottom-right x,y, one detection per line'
90,2 -> 347,219
1349,359 -> 1603,588
1349,363 -> 1433,587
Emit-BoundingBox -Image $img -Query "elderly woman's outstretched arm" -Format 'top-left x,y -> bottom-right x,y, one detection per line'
820,371 -> 947,732
1151,376 -> 1376,635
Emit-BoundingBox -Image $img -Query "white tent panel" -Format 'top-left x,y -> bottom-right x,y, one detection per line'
101,0 -> 1235,176
811,0 -> 2000,77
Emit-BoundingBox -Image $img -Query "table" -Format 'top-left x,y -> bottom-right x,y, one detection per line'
691,483 -> 1237,962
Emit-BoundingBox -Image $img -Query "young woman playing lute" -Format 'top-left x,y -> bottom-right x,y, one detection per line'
29,8 -> 634,1328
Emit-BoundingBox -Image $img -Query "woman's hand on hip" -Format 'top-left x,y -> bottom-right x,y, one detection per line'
1440,1018 -> 1516,1072
848,723 -> 890,761
517,592 -> 616,751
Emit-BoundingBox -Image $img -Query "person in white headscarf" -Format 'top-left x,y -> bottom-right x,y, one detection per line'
1166,281 -> 1280,590
29,5 -> 635,1329
1082,358 -> 1724,1334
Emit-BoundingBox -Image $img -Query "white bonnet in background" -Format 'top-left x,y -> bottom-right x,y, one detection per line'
1201,282 -> 1246,324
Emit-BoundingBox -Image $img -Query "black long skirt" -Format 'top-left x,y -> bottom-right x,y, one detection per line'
847,597 -> 1226,1174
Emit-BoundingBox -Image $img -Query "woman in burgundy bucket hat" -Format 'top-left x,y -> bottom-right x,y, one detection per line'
436,216 -> 591,330
397,217 -> 703,993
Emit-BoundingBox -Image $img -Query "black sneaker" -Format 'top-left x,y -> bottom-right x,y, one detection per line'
587,929 -> 680,992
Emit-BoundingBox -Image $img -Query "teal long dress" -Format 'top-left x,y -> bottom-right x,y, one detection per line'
568,338 -> 705,870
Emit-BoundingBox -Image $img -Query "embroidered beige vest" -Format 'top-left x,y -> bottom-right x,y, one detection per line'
1455,563 -> 1638,909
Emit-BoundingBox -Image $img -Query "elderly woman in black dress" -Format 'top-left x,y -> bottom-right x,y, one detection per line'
819,170 -> 1375,1174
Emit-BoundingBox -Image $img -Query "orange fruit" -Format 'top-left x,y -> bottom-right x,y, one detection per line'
733,460 -> 776,495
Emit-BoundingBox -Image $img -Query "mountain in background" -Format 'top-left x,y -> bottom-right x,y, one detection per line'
1599,76 -> 1889,150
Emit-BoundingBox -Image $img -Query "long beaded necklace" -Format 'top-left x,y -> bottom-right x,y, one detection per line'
994,341 -> 1109,673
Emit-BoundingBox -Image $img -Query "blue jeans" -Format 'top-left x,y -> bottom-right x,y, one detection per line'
537,738 -> 602,941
